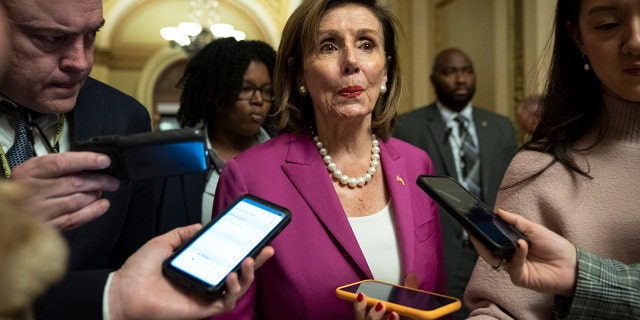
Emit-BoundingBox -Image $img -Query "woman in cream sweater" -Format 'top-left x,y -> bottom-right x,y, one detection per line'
464,0 -> 640,319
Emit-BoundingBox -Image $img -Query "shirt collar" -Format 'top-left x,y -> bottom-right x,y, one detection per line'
435,101 -> 474,125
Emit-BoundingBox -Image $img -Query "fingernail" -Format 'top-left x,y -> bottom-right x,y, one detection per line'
375,302 -> 383,312
390,313 -> 397,320
357,293 -> 364,302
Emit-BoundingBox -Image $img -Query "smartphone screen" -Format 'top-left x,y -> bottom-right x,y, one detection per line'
74,128 -> 208,180
417,175 -> 525,257
336,280 -> 461,319
163,195 -> 291,297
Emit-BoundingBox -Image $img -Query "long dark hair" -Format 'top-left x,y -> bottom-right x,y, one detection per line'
521,0 -> 605,178
177,38 -> 276,128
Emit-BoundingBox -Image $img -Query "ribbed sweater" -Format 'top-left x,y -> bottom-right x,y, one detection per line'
465,94 -> 640,319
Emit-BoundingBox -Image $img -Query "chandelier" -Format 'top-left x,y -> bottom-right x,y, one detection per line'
160,0 -> 246,56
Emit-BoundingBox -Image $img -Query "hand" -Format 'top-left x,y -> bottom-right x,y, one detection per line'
9,152 -> 120,231
469,209 -> 577,297
354,293 -> 399,320
108,224 -> 275,320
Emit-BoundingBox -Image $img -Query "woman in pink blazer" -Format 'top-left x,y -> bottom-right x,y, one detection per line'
210,1 -> 446,319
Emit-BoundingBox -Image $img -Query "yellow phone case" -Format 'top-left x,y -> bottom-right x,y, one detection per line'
336,279 -> 461,319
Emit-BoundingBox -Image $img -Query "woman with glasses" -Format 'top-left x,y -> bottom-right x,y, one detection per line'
157,37 -> 276,231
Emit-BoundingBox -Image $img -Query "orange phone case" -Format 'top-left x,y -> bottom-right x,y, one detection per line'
336,279 -> 461,319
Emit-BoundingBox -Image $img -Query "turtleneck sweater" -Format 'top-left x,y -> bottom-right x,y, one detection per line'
464,94 -> 640,319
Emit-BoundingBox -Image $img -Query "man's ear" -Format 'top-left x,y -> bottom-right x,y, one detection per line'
567,21 -> 586,54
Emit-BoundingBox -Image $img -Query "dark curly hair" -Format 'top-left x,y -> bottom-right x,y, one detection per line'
176,37 -> 276,128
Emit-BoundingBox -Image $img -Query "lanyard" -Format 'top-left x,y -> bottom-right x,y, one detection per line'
1,115 -> 65,178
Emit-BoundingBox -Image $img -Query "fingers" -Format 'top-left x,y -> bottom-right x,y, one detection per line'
221,272 -> 241,310
354,293 -> 368,320
367,301 -> 387,320
254,246 -> 275,269
45,198 -> 111,231
11,152 -> 112,179
160,224 -> 202,251
354,294 -> 392,320
496,208 -> 533,234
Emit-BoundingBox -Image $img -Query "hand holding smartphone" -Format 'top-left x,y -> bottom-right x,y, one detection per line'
336,280 -> 461,319
417,175 -> 529,258
162,194 -> 291,298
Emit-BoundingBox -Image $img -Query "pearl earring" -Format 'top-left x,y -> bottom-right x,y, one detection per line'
583,54 -> 591,71
380,85 -> 387,94
299,85 -> 307,96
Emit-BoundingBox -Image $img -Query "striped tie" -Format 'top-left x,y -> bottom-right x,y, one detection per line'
454,115 -> 481,198
4,102 -> 35,169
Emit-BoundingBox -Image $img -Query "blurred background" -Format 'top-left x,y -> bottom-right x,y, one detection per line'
96,0 -> 555,142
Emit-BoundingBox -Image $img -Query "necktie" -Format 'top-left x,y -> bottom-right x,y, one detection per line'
4,103 -> 35,169
454,115 -> 481,198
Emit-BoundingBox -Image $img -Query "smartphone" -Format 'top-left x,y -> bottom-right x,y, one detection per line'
162,194 -> 291,298
73,128 -> 207,180
336,280 -> 461,319
417,175 -> 528,258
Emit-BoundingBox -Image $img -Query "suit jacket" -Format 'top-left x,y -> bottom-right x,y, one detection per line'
156,172 -> 204,234
33,78 -> 158,319
393,103 -> 517,317
156,127 -> 275,234
210,133 -> 447,320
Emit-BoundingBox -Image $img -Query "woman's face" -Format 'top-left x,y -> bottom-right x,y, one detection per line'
302,4 -> 388,125
220,61 -> 272,137
574,0 -> 640,102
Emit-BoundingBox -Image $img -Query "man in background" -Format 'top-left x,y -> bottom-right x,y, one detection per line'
393,47 -> 518,319
515,94 -> 542,143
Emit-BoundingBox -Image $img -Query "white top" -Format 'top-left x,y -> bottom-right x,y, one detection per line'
348,201 -> 402,284
201,126 -> 271,223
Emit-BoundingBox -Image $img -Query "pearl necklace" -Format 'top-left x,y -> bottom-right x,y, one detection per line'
313,134 -> 380,188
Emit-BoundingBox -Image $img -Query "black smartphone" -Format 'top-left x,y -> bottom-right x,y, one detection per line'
336,280 -> 461,320
73,128 -> 207,180
417,175 -> 528,258
162,194 -> 291,298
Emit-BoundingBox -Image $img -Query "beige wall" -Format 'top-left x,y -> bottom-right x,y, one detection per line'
95,0 -> 555,132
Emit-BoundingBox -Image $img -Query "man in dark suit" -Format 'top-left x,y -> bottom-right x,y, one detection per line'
394,47 -> 517,319
0,0 -> 270,318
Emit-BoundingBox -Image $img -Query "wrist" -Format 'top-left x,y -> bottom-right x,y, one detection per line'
107,271 -> 125,320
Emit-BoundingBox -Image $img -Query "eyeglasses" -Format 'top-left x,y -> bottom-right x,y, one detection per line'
238,83 -> 274,102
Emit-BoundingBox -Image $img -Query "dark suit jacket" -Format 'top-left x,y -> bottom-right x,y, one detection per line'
393,103 -> 517,318
33,78 -> 159,319
156,172 -> 204,234
156,127 -> 276,234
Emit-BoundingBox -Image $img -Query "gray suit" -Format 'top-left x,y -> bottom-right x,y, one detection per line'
393,103 -> 517,319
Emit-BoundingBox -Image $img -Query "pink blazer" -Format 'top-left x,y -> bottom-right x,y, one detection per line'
210,133 -> 446,320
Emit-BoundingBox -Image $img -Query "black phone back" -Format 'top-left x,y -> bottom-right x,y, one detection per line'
417,175 -> 525,258
73,128 -> 207,180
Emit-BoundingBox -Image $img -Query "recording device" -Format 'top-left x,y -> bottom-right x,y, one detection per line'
162,194 -> 291,298
73,128 -> 207,180
417,175 -> 528,258
336,280 -> 461,319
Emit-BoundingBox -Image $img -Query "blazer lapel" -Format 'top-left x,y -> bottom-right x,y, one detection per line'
424,105 -> 458,177
472,110 -> 495,201
381,141 -> 416,275
281,134 -> 373,278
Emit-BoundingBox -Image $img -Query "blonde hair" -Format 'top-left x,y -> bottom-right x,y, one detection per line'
271,0 -> 403,140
